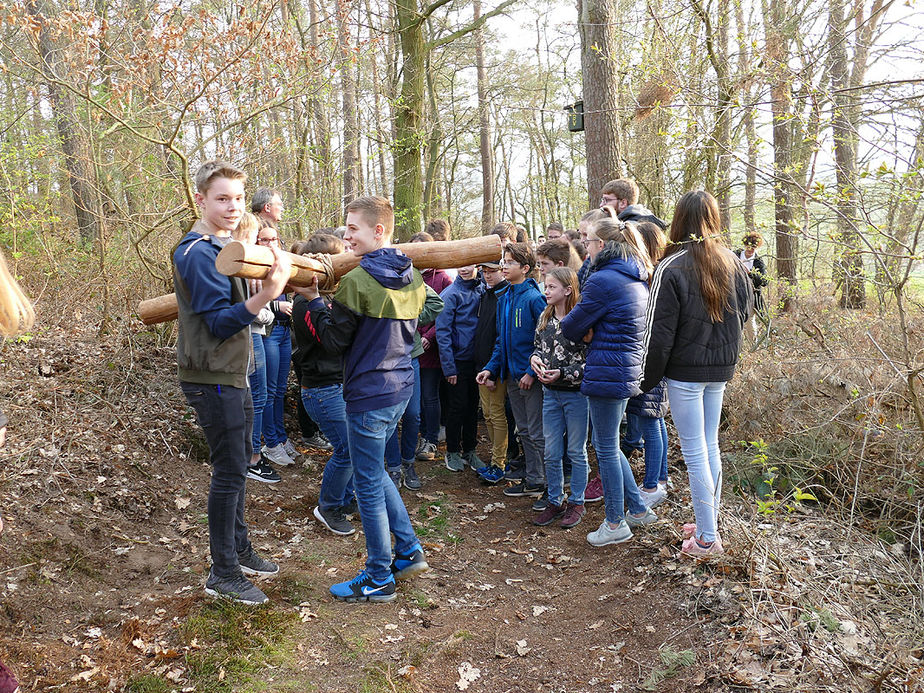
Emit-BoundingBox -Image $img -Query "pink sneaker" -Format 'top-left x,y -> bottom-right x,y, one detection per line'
680,535 -> 724,557
584,476 -> 604,503
681,523 -> 697,539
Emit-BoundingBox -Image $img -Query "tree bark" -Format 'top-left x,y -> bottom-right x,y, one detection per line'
26,0 -> 100,244
475,0 -> 495,232
336,0 -> 359,205
578,0 -> 622,208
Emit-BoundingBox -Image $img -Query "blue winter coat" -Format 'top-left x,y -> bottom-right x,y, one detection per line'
482,278 -> 546,382
627,379 -> 668,418
561,242 -> 648,399
436,275 -> 485,376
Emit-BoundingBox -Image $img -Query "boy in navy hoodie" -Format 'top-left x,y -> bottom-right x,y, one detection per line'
295,196 -> 430,603
436,264 -> 485,472
173,161 -> 291,605
476,243 -> 548,500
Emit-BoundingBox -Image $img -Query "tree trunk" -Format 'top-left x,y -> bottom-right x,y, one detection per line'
764,0 -> 797,311
475,0 -> 495,232
27,0 -> 100,244
578,0 -> 622,207
336,0 -> 358,205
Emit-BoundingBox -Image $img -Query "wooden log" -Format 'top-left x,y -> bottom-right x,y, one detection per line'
214,235 -> 502,287
138,292 -> 180,326
137,235 -> 502,325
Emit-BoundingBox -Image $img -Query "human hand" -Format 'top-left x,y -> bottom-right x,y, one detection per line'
519,373 -> 534,390
529,356 -> 547,374
475,370 -> 492,386
543,368 -> 561,383
263,246 -> 292,296
421,336 -> 430,350
280,300 -> 293,316
446,375 -> 458,385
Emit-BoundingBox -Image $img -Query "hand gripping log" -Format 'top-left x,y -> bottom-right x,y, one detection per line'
137,235 -> 503,325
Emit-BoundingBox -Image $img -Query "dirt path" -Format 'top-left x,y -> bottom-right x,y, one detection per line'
0,324 -> 919,692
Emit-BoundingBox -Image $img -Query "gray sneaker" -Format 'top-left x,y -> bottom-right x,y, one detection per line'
237,546 -> 279,577
388,467 -> 403,489
263,443 -> 295,467
402,462 -> 422,490
463,450 -> 483,471
625,507 -> 658,528
204,570 -> 268,605
313,505 -> 355,536
586,519 -> 633,547
282,439 -> 299,459
415,439 -> 437,461
445,452 -> 464,472
302,433 -> 333,451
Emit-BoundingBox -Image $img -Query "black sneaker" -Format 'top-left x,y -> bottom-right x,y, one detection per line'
329,570 -> 396,603
246,459 -> 281,484
341,499 -> 358,517
205,570 -> 268,605
403,462 -> 422,490
237,546 -> 279,577
503,481 -> 545,498
390,544 -> 430,580
302,433 -> 334,451
313,505 -> 355,536
387,467 -> 403,489
531,489 -> 549,512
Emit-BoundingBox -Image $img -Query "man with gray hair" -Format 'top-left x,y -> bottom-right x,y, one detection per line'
251,187 -> 284,228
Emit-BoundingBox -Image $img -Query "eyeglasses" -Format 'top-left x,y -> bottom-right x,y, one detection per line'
582,237 -> 603,247
257,236 -> 279,244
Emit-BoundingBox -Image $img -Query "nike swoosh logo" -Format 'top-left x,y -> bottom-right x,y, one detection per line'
362,584 -> 390,595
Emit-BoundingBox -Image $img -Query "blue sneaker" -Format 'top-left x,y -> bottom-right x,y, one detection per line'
329,570 -> 396,603
390,544 -> 430,580
477,465 -> 505,485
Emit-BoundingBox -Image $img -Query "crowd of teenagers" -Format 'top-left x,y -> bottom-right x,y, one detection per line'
173,161 -> 760,606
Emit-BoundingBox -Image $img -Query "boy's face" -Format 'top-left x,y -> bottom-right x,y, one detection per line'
196,177 -> 245,235
536,254 -> 561,279
502,252 -> 527,283
547,228 -> 563,240
257,227 -> 280,248
458,264 -> 478,280
481,266 -> 503,288
344,210 -> 385,256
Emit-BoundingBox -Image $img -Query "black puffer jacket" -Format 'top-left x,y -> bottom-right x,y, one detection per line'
641,247 -> 753,391
474,280 -> 508,369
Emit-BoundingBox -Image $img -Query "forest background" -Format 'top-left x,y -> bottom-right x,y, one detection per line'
1,0 -> 924,690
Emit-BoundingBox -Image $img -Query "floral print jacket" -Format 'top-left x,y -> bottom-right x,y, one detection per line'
531,314 -> 586,391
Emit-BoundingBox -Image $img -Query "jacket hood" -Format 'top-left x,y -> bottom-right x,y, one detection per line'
510,277 -> 542,294
619,204 -> 667,229
360,247 -> 414,289
591,241 -> 648,283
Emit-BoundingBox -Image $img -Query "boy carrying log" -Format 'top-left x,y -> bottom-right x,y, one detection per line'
294,196 -> 430,603
173,161 -> 290,605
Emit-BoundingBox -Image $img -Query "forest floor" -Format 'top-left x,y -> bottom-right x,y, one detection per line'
0,319 -> 922,692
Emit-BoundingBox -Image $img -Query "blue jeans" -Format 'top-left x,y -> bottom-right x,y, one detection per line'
542,388 -> 589,505
347,400 -> 420,582
386,358 -> 421,468
640,417 -> 669,489
624,412 -> 644,450
180,382 -> 253,578
588,396 -> 646,523
301,385 -> 354,510
418,366 -> 441,444
262,324 -> 291,447
248,333 -> 267,454
665,379 -> 726,543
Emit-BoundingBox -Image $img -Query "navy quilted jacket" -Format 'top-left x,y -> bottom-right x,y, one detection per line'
560,242 -> 649,399
627,379 -> 668,418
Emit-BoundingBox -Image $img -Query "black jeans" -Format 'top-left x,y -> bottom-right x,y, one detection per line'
180,382 -> 253,578
445,360 -> 478,454
291,359 -> 320,439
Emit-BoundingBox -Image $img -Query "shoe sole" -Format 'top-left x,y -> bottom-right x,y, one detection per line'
331,592 -> 397,603
240,564 -> 279,578
445,462 -> 464,472
403,481 -> 422,491
503,489 -> 545,498
313,506 -> 356,536
584,496 -> 603,503
204,587 -> 268,605
246,472 -> 281,484
479,476 -> 503,485
393,561 -> 430,581
587,531 -> 634,546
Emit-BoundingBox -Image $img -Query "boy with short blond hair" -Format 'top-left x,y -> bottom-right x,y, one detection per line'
174,160 -> 291,605
296,195 -> 430,602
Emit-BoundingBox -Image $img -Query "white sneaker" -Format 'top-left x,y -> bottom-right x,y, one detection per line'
282,439 -> 299,459
586,519 -> 633,546
639,485 -> 667,509
625,506 -> 658,528
263,443 -> 295,467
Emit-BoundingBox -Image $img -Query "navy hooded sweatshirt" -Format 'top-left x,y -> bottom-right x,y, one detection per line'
307,248 -> 426,413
